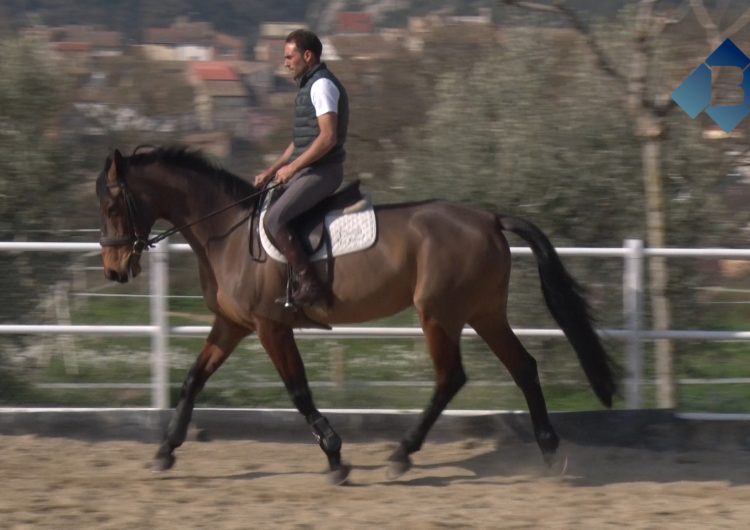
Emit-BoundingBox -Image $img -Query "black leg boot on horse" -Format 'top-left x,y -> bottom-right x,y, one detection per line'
273,226 -> 331,308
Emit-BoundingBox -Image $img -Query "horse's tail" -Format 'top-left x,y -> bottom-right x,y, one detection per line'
497,214 -> 617,408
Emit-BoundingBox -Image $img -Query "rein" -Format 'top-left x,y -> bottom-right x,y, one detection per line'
100,176 -> 280,255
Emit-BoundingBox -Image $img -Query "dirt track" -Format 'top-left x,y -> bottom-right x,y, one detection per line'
2,435 -> 749,529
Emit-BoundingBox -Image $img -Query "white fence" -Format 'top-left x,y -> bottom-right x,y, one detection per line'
2,240 -> 750,410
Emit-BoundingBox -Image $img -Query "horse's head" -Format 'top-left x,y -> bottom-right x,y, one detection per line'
96,149 -> 153,283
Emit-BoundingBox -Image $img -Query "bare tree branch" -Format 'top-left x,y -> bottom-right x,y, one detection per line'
649,5 -> 690,115
501,0 -> 672,119
690,0 -> 750,45
723,6 -> 750,39
648,7 -> 691,39
628,1 -> 657,122
716,0 -> 731,27
499,0 -> 626,83
689,0 -> 720,47
554,1 -> 627,83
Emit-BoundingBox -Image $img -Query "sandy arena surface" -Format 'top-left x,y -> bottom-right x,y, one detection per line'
1,435 -> 750,529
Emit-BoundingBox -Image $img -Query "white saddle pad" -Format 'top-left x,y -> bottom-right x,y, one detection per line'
258,197 -> 377,263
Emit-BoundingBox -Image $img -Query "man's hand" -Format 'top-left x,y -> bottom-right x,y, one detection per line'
254,141 -> 295,187
253,170 -> 273,187
275,164 -> 297,184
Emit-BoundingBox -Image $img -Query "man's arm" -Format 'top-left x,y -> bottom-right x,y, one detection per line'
254,142 -> 295,187
275,113 -> 337,183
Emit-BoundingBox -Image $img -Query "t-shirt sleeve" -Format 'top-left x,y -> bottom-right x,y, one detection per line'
310,78 -> 340,116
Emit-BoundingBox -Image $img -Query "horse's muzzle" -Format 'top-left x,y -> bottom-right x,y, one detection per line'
104,268 -> 129,283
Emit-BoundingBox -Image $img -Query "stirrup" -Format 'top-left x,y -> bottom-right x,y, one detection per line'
275,264 -> 298,311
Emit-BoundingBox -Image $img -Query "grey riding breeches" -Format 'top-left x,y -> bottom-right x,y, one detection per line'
264,162 -> 344,236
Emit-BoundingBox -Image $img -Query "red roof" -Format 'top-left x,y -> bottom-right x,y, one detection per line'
145,21 -> 213,46
191,62 -> 239,81
54,41 -> 91,52
337,12 -> 374,34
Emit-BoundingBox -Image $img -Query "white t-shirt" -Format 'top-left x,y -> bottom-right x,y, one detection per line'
310,78 -> 340,117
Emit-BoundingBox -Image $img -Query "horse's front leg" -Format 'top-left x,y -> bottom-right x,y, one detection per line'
153,315 -> 251,471
255,317 -> 350,485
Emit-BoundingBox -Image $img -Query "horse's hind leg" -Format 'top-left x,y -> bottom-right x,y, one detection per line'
153,315 -> 250,471
469,315 -> 559,464
388,313 -> 467,478
255,317 -> 350,485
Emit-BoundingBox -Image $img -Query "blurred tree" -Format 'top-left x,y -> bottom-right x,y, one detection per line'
390,16 -> 734,404
338,22 -> 501,192
0,36 -> 74,318
393,29 -> 649,243
0,36 -> 73,237
497,0 -> 750,408
59,52 -> 199,182
389,29 -> 650,339
0,0 -> 310,42
91,53 -> 195,116
0,35 -> 77,393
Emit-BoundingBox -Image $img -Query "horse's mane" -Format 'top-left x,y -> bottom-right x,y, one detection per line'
127,145 -> 256,202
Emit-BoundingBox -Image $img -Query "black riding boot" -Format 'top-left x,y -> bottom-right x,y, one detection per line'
273,227 -> 330,307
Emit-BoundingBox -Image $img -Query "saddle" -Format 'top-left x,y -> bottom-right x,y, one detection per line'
291,180 -> 364,254
251,180 -> 374,262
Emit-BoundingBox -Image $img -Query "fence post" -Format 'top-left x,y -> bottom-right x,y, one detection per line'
150,239 -> 170,409
623,239 -> 644,408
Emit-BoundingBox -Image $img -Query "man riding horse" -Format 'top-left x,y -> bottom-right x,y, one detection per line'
254,29 -> 348,308
96,33 -> 615,485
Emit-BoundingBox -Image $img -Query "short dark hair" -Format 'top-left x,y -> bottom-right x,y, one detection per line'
285,29 -> 322,59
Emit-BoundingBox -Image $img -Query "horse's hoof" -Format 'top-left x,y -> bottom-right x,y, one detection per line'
386,456 -> 412,480
327,463 -> 351,486
543,452 -> 568,476
152,453 -> 176,472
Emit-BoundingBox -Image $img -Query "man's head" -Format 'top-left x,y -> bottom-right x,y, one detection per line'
284,29 -> 323,80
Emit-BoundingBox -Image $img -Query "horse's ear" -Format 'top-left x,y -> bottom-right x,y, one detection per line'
107,149 -> 124,188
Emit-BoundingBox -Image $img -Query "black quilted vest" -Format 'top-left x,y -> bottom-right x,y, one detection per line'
290,62 -> 348,165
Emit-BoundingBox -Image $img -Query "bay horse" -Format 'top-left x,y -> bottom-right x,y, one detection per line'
96,146 -> 616,483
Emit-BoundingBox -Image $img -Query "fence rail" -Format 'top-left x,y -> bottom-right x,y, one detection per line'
2,239 -> 750,410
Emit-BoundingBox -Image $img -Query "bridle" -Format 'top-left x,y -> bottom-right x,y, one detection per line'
99,171 -> 279,257
99,177 -> 152,257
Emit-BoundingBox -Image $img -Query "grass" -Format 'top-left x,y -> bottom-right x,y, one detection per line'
4,327 -> 622,410
3,259 -> 750,413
